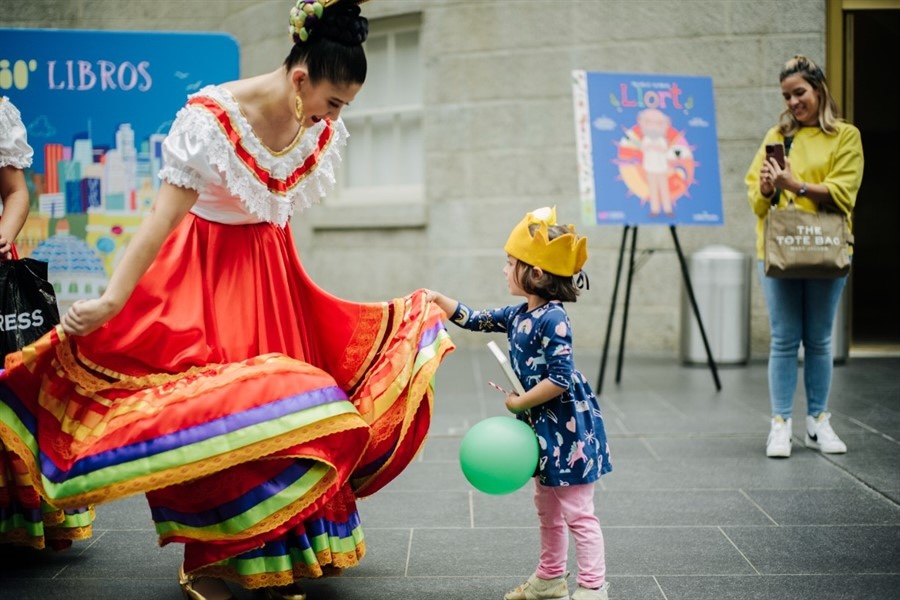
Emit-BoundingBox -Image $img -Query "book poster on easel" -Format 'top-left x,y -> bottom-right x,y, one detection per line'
572,70 -> 724,227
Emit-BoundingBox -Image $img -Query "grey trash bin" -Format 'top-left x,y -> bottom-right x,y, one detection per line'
680,245 -> 752,365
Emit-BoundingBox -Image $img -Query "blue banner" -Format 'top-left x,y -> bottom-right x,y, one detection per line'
573,71 -> 723,227
0,29 -> 239,310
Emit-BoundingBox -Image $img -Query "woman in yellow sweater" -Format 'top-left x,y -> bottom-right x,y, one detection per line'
745,55 -> 864,459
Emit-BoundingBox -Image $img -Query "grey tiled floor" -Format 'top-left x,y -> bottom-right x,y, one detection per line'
1,347 -> 898,600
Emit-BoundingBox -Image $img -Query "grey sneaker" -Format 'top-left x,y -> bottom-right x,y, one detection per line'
805,412 -> 847,454
572,581 -> 610,600
766,416 -> 792,458
504,573 -> 570,600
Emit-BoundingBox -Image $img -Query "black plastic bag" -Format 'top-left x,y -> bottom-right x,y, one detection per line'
0,258 -> 61,357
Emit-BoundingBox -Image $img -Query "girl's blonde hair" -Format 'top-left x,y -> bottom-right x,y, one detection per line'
777,55 -> 841,136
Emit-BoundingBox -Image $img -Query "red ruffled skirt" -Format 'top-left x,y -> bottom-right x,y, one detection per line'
0,214 -> 453,588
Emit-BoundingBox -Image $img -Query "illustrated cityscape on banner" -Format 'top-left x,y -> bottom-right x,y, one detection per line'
0,28 -> 238,311
572,70 -> 724,227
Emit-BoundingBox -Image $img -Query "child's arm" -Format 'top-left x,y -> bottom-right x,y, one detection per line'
425,290 -> 515,335
505,379 -> 566,413
0,165 -> 30,260
424,290 -> 458,320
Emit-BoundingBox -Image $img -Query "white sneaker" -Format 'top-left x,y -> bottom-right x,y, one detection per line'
572,582 -> 610,600
805,412 -> 847,454
766,416 -> 792,458
504,573 -> 570,600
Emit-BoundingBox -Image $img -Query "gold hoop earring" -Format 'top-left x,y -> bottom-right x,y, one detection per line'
294,94 -> 308,140
294,95 -> 305,123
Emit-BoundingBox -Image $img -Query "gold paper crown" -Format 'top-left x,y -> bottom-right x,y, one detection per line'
503,206 -> 588,277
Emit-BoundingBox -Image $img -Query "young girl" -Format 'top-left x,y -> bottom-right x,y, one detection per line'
427,206 -> 612,600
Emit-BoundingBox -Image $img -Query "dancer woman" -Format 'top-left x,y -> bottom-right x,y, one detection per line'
0,2 -> 453,598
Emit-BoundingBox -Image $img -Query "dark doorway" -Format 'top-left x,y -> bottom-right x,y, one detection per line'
848,9 -> 900,348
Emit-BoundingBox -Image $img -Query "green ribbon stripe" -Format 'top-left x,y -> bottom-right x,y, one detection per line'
41,399 -> 359,500
220,524 -> 365,576
153,460 -> 331,537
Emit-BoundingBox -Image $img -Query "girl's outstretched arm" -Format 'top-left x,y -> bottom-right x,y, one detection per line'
424,289 -> 458,320
62,182 -> 198,336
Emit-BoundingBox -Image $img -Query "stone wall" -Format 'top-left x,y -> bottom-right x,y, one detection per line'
1,0 -> 828,356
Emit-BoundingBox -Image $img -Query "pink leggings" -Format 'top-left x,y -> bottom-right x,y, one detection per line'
533,480 -> 606,589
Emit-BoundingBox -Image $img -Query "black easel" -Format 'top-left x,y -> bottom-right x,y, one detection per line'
596,225 -> 721,394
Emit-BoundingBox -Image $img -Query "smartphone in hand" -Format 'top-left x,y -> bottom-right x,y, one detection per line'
765,143 -> 785,169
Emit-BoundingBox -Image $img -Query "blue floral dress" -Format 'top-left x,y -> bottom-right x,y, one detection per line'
450,301 -> 611,486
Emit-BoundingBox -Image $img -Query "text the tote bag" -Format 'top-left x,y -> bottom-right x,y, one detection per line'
764,202 -> 852,278
763,137 -> 853,279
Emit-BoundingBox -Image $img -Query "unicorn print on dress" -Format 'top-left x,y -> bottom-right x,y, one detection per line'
567,440 -> 588,469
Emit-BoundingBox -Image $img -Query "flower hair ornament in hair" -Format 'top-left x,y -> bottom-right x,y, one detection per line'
504,206 -> 589,278
290,1 -> 324,43
289,0 -> 370,44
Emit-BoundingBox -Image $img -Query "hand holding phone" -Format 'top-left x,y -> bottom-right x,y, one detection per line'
765,143 -> 785,169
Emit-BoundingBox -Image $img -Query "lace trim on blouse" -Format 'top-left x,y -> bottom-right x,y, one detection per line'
158,85 -> 348,227
0,97 -> 34,169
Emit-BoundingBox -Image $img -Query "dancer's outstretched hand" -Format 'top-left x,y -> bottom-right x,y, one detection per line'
62,297 -> 121,336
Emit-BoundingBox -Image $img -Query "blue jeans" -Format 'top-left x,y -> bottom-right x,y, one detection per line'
757,261 -> 848,419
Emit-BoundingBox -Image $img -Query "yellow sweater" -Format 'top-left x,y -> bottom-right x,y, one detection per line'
745,122 -> 864,259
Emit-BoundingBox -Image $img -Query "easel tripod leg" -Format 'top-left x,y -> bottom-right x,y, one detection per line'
597,226 -> 629,393
670,225 -> 721,391
615,226 -> 638,384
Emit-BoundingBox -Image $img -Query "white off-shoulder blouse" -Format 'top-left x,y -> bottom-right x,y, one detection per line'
159,85 -> 348,227
0,97 -> 34,170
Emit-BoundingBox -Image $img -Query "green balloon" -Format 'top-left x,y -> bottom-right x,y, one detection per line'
459,416 -> 539,495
